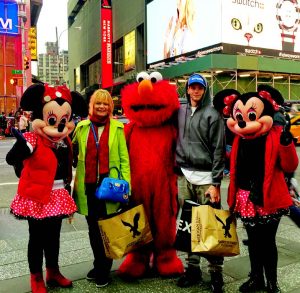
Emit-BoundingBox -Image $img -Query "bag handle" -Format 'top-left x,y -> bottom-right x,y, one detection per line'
109,166 -> 122,179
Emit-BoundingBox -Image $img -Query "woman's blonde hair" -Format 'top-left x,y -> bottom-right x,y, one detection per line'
88,89 -> 114,117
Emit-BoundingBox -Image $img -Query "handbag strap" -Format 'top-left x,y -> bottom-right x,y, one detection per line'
90,123 -> 99,149
90,123 -> 100,183
109,166 -> 122,179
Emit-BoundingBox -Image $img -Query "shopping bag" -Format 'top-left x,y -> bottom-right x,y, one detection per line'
191,205 -> 240,257
98,204 -> 153,259
175,200 -> 200,252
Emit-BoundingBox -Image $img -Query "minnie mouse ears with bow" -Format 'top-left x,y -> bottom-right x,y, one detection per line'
20,83 -> 88,119
213,85 -> 284,117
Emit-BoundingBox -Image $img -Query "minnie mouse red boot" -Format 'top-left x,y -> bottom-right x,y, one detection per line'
30,272 -> 47,293
46,267 -> 72,287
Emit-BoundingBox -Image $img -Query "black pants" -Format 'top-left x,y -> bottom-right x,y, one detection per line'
85,182 -> 113,277
245,219 -> 280,282
28,217 -> 62,273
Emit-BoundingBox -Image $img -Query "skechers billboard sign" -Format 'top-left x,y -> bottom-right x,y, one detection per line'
0,1 -> 18,35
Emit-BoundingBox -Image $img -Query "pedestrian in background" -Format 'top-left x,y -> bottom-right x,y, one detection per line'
18,110 -> 28,133
175,73 -> 225,293
72,89 -> 130,288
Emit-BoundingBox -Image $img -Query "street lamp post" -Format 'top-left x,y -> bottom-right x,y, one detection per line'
56,26 -> 81,85
56,27 -> 67,84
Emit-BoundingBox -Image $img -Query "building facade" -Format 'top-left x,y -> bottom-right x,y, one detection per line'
67,0 -> 300,101
0,0 -> 42,114
37,42 -> 69,85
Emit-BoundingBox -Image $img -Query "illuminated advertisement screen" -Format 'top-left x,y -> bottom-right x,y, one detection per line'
146,0 -> 300,65
0,1 -> 18,35
146,0 -> 222,65
29,27 -> 37,61
124,30 -> 135,72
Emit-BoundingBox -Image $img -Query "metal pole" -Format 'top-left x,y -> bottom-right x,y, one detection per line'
18,1 -> 27,91
56,27 -> 60,84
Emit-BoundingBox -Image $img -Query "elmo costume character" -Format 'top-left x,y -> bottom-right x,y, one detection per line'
213,85 -> 298,293
118,71 -> 184,278
6,83 -> 87,293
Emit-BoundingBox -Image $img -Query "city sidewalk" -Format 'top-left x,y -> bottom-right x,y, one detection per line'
0,179 -> 300,293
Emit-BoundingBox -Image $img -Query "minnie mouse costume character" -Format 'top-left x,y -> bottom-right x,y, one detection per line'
118,72 -> 184,278
6,83 -> 87,293
213,85 -> 298,293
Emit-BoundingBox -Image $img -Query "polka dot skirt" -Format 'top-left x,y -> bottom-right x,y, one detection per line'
11,188 -> 77,219
234,188 -> 288,225
11,132 -> 77,219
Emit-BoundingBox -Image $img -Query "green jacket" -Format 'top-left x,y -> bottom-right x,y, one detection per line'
72,118 -> 131,216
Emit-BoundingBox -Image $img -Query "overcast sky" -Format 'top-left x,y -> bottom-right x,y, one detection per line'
36,0 -> 68,54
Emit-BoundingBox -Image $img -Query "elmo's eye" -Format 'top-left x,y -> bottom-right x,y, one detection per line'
48,115 -> 57,126
235,113 -> 243,122
248,111 -> 257,121
149,72 -> 163,83
136,72 -> 150,83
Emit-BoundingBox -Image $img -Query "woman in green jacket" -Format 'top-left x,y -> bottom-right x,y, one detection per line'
72,89 -> 130,288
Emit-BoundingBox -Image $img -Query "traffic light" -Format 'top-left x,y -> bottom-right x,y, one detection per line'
10,78 -> 17,85
23,56 -> 30,70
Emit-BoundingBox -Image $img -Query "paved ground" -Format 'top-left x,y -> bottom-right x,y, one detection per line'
0,176 -> 300,293
0,137 -> 299,293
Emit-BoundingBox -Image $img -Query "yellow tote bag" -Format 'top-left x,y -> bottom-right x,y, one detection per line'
191,205 -> 240,257
98,204 -> 153,259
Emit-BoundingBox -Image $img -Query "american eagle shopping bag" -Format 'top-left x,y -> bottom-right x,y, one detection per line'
191,205 -> 240,257
98,204 -> 153,259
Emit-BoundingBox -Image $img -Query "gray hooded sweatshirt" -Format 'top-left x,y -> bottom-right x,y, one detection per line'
175,83 -> 225,185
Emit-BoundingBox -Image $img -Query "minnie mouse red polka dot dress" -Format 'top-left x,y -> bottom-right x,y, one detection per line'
10,132 -> 77,219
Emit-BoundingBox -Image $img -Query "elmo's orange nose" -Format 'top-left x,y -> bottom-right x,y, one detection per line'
138,79 -> 153,97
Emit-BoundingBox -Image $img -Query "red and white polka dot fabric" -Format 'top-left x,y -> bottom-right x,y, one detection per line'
11,189 -> 77,219
234,188 -> 278,218
23,132 -> 37,149
10,132 -> 77,219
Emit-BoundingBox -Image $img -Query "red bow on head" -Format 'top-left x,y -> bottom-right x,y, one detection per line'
42,84 -> 72,105
223,94 -> 237,116
258,90 -> 279,111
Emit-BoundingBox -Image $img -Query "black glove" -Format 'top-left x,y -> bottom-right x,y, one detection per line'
6,128 -> 31,166
280,114 -> 293,146
11,127 -> 27,143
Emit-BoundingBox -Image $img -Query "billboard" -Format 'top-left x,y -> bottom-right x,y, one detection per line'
0,1 -> 18,35
146,0 -> 300,66
124,30 -> 135,72
29,27 -> 37,61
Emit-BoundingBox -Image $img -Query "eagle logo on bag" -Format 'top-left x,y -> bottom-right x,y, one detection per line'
215,214 -> 235,238
121,212 -> 141,238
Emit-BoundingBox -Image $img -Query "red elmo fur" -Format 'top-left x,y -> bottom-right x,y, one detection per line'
118,75 -> 184,278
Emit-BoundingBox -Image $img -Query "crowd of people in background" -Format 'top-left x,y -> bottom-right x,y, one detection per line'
0,108 -> 32,138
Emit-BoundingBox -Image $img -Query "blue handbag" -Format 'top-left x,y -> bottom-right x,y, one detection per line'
95,167 -> 130,203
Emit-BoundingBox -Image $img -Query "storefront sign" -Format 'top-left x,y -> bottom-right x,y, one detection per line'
0,1 -> 18,35
101,1 -> 113,88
